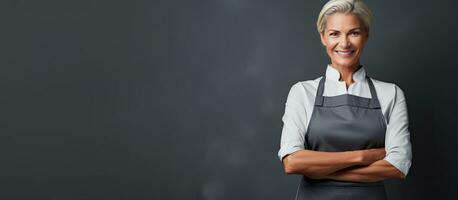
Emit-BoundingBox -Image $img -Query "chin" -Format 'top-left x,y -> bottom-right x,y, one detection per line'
333,60 -> 357,67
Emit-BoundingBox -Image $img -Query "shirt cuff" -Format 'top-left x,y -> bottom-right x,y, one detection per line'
278,144 -> 303,162
383,155 -> 412,176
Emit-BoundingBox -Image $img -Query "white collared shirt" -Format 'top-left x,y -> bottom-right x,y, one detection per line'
277,64 -> 412,176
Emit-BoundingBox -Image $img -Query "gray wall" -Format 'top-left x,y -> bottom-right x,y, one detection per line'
1,0 -> 456,199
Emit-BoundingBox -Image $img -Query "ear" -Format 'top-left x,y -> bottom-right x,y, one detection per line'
364,31 -> 369,43
319,32 -> 327,46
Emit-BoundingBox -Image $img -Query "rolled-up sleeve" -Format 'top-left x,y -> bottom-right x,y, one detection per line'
383,84 -> 413,176
278,82 -> 307,162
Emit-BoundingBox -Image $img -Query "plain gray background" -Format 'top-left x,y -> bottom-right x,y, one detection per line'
1,0 -> 457,199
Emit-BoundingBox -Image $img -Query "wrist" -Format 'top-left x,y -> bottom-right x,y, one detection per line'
340,150 -> 365,165
359,149 -> 372,165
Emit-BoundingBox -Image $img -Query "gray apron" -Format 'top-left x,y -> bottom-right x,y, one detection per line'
295,75 -> 387,200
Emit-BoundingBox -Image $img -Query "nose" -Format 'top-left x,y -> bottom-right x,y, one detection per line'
339,36 -> 351,49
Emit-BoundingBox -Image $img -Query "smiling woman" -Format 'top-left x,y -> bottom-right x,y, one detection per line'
317,1 -> 371,86
277,0 -> 412,199
320,13 -> 367,79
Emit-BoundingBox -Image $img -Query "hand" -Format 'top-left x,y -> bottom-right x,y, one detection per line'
360,148 -> 386,165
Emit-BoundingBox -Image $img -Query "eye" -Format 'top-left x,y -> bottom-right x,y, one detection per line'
351,31 -> 360,36
329,32 -> 338,37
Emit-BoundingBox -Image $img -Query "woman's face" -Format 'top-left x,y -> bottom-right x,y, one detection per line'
320,12 -> 368,69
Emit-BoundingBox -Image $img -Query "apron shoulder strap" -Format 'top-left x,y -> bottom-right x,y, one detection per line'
366,75 -> 381,109
314,76 -> 325,106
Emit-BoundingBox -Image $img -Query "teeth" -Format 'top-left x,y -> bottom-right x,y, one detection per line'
337,50 -> 354,55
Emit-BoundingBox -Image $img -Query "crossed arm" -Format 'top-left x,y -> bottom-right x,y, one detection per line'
282,148 -> 405,182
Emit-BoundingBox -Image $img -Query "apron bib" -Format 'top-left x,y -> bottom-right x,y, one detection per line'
295,75 -> 387,200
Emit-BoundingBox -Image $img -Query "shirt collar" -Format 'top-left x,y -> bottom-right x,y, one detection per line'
325,64 -> 366,82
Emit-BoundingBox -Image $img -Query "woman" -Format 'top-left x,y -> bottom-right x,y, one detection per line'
277,0 -> 412,199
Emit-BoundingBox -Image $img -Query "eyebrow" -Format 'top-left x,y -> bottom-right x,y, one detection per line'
327,27 -> 361,32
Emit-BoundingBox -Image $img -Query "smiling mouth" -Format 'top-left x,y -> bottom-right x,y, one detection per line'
335,50 -> 355,57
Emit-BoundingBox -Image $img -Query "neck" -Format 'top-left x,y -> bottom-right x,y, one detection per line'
330,62 -> 361,88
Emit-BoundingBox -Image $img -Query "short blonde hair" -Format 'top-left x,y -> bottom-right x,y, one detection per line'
316,0 -> 373,34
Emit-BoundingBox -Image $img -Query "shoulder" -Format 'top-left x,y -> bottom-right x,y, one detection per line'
370,77 -> 395,91
288,77 -> 322,96
285,76 -> 322,103
370,77 -> 405,97
369,77 -> 407,116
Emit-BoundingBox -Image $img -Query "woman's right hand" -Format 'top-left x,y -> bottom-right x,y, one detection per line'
360,148 -> 386,165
